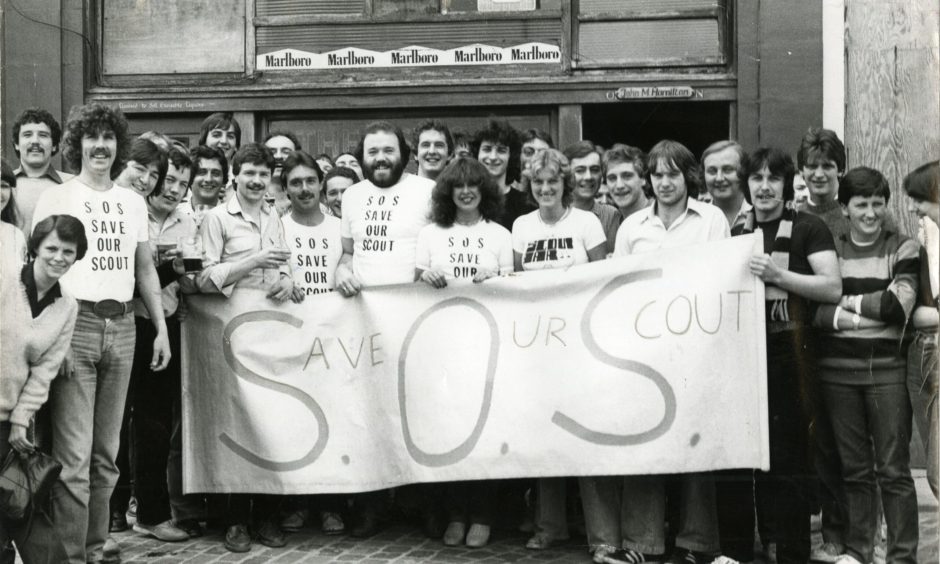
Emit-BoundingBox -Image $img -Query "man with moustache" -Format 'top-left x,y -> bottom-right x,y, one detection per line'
702,140 -> 751,230
335,121 -> 434,537
564,140 -> 621,254
413,120 -> 452,181
11,108 -> 74,229
264,130 -> 302,215
32,103 -> 171,564
187,145 -> 228,209
197,143 -> 297,553
603,144 -> 651,221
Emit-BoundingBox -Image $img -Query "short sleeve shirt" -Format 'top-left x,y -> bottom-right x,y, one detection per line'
282,214 -> 343,295
512,207 -> 606,271
32,178 -> 149,302
340,173 -> 433,286
416,220 -> 513,281
614,197 -> 729,257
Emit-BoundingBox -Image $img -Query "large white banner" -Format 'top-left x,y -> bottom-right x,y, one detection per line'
182,235 -> 768,494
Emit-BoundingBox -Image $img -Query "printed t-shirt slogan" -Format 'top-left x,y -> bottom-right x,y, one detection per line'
283,215 -> 343,294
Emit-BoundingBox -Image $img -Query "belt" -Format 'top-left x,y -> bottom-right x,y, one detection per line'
78,299 -> 134,319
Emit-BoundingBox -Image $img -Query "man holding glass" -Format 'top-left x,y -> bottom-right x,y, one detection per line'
196,142 -> 298,553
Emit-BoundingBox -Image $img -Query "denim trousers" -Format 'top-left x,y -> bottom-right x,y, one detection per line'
822,379 -> 919,564
0,422 -> 68,564
907,330 -> 938,499
579,475 -> 631,551
50,310 -> 136,564
620,473 -> 719,555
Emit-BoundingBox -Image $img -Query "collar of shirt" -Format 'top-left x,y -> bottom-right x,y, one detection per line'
20,261 -> 62,318
732,199 -> 753,225
13,166 -> 65,184
225,193 -> 274,226
642,196 -> 710,226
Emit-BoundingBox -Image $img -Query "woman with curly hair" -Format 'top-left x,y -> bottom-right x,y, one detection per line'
413,158 -> 510,548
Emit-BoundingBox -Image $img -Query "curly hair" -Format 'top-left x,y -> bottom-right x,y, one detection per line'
527,148 -> 573,207
647,140 -> 703,199
12,108 -> 63,158
471,119 -> 521,184
430,157 -> 503,227
62,103 -> 131,178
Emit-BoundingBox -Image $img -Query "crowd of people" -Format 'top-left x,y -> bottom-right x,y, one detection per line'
0,104 -> 937,564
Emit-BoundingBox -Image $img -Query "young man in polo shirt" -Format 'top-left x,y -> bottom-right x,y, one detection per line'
31,103 -> 170,564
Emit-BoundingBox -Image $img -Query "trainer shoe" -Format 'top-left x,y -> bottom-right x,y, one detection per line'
592,544 -> 617,563
603,547 -> 661,563
667,547 -> 712,564
810,542 -> 843,563
465,523 -> 490,548
833,555 -> 862,564
443,521 -> 466,546
133,520 -> 188,542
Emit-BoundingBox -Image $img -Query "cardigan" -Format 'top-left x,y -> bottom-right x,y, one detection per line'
0,263 -> 78,427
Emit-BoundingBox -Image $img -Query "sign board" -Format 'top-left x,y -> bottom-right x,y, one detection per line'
607,86 -> 703,101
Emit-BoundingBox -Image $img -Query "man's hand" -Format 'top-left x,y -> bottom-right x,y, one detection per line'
472,269 -> 498,284
9,424 -> 34,453
58,347 -> 74,379
151,331 -> 171,371
253,247 -> 291,270
267,275 -> 294,302
420,269 -> 448,289
749,254 -> 783,285
335,265 -> 362,298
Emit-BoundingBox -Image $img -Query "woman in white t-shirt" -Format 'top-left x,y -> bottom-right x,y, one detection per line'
416,158 -> 512,287
415,157 -> 511,550
511,148 -> 605,552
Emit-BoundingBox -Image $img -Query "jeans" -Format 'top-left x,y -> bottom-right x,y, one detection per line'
131,316 -> 180,525
822,380 -> 919,564
620,473 -> 719,555
533,478 -> 570,540
0,422 -> 68,564
579,475 -> 632,551
907,330 -> 938,498
50,310 -> 136,564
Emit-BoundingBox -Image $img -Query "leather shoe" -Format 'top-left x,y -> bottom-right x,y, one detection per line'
133,520 -> 188,542
255,519 -> 287,548
109,510 -> 128,533
173,519 -> 204,539
224,524 -> 251,553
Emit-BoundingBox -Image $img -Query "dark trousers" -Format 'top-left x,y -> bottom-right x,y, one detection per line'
0,422 -> 68,564
222,495 -> 281,527
716,337 -> 811,564
131,316 -> 180,525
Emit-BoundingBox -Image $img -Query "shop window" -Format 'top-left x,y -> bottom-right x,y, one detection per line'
102,0 -> 246,75
256,0 -> 365,16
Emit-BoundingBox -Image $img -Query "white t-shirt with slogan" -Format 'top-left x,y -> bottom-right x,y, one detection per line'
512,207 -> 605,271
282,214 -> 343,295
31,177 -> 149,302
340,173 -> 433,286
416,220 -> 513,281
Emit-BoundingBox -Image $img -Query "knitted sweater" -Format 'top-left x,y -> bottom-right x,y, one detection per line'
0,265 -> 78,426
813,229 -> 920,384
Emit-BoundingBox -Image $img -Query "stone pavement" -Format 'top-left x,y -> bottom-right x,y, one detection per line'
14,472 -> 937,563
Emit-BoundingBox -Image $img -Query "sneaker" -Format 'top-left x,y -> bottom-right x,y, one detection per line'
133,520 -> 189,542
667,548 -> 712,564
592,545 -> 618,563
443,521 -> 466,546
280,509 -> 308,532
810,542 -> 843,563
224,524 -> 251,553
833,555 -> 862,564
125,497 -> 138,525
711,557 -> 741,564
173,519 -> 204,539
320,511 -> 345,535
255,519 -> 287,548
603,548 -> 660,564
465,523 -> 490,548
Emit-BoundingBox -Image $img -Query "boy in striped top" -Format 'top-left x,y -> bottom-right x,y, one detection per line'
812,167 -> 921,564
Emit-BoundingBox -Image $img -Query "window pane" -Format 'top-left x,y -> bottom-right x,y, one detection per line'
578,20 -> 721,65
257,0 -> 365,16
